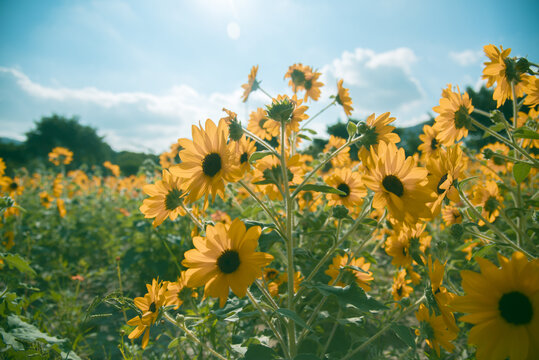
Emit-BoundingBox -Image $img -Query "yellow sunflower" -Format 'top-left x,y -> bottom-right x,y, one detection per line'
323,167 -> 366,214
472,180 -> 502,224
415,304 -> 457,356
139,169 -> 186,227
284,63 -> 313,93
441,205 -> 462,227
428,256 -> 458,333
481,142 -> 511,174
263,94 -> 309,137
336,79 -> 353,116
1,176 -> 23,197
241,65 -> 259,102
392,269 -> 413,301
170,119 -> 240,208
103,161 -> 120,177
165,271 -> 197,310
247,108 -> 272,141
127,278 -> 169,349
0,158 -> 5,177
325,254 -> 373,291
362,142 -> 434,224
182,218 -> 274,307
418,124 -> 442,159
385,223 -> 431,267
303,71 -> 323,102
516,108 -> 539,148
39,191 -> 53,209
48,146 -> 73,166
433,84 -> 474,146
234,136 -> 256,175
523,76 -> 539,107
357,112 -> 401,162
452,252 -> 539,360
426,145 -> 465,216
483,44 -> 530,108
323,135 -> 350,168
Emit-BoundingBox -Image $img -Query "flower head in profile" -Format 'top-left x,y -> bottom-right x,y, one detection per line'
418,124 -> 442,159
264,94 -> 308,137
103,161 -> 120,177
139,169 -> 186,227
325,254 -> 373,291
472,180 -> 502,224
241,65 -> 259,102
285,63 -> 312,93
39,191 -> 53,209
392,269 -> 413,301
433,84 -> 474,146
247,108 -> 271,140
335,79 -> 353,116
415,304 -> 457,356
523,76 -> 539,107
48,147 -> 73,166
303,70 -> 324,102
481,142 -> 510,174
324,167 -> 366,214
428,256 -> 458,333
452,252 -> 539,360
182,219 -> 274,307
170,119 -> 240,208
357,112 -> 400,161
482,44 -> 530,107
127,278 -> 169,349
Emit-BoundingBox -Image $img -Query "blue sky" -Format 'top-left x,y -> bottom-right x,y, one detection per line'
1,0 -> 538,153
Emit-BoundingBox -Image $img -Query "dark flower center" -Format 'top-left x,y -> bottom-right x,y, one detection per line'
397,286 -> 403,296
9,182 -> 18,190
492,154 -> 505,166
498,291 -> 533,325
335,94 -> 343,105
302,191 -> 313,202
265,270 -> 278,281
304,78 -> 313,90
484,196 -> 499,214
402,246 -> 408,257
149,302 -> 157,313
217,249 -> 241,274
165,188 -> 183,211
430,137 -> 438,151
382,175 -> 404,197
240,152 -> 249,164
454,106 -> 471,129
437,173 -> 449,195
202,153 -> 222,177
291,69 -> 306,86
337,183 -> 351,198
360,127 -> 379,148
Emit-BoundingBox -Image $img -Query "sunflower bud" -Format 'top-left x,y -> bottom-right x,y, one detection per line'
516,57 -> 530,75
356,122 -> 369,135
228,119 -> 244,141
482,148 -> 495,159
266,98 -> 294,123
490,110 -> 506,124
450,224 -> 464,239
332,205 -> 349,219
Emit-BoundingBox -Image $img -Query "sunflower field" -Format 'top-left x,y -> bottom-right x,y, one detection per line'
1,44 -> 538,360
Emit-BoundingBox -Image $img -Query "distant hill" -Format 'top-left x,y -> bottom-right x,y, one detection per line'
0,137 -> 23,145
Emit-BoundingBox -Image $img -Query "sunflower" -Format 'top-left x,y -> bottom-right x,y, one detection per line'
182,219 -> 273,307
324,167 -> 366,214
392,269 -> 413,301
357,112 -> 401,162
39,191 -> 53,209
336,79 -> 353,116
170,119 -> 240,208
1,176 -> 23,197
415,304 -> 457,356
483,44 -> 530,108
385,223 -> 431,267
516,108 -> 539,148
296,189 -> 323,213
441,205 -> 462,227
139,169 -> 186,227
241,65 -> 259,102
325,254 -> 373,291
127,278 -> 169,349
0,158 -> 5,177
48,146 -> 73,166
252,153 -> 303,201
53,174 -> 63,198
481,142 -> 510,174
284,63 -> 313,93
103,161 -> 120,177
263,94 -> 309,137
165,271 -> 196,310
426,145 -> 465,216
472,180 -> 502,224
262,268 -> 282,297
247,108 -> 272,141
278,271 -> 304,294
418,124 -> 442,159
303,71 -> 323,102
234,136 -> 256,175
362,142 -> 435,224
433,84 -> 474,146
428,256 -> 458,333
461,238 -> 480,261
523,76 -> 539,107
452,252 -> 539,360
323,135 -> 350,168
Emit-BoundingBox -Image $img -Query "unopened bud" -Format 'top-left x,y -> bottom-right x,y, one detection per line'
450,224 -> 464,239
490,110 -> 506,124
333,205 -> 349,219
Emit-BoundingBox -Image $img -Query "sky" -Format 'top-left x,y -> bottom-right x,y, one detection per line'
1,0 -> 538,153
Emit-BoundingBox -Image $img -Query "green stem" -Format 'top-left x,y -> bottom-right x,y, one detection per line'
320,308 -> 341,356
163,313 -> 227,360
243,128 -> 281,157
255,280 -> 280,310
180,204 -> 204,231
161,237 -> 183,274
300,100 -> 336,130
246,290 -> 289,358
257,86 -> 274,100
116,259 -> 128,324
511,81 -> 525,246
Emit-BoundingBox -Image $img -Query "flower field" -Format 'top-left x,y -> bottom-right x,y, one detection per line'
1,44 -> 538,360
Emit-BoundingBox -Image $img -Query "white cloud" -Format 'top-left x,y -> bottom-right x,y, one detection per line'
449,50 -> 484,67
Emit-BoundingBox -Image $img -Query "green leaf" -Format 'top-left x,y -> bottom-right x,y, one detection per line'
302,128 -> 318,135
294,354 -> 321,360
473,244 -> 496,259
7,315 -> 65,344
249,151 -> 274,163
361,218 -> 378,227
244,343 -> 277,360
514,127 -> 539,139
305,282 -> 387,312
275,308 -> 312,331
168,337 -> 180,349
0,327 -> 24,351
347,121 -> 357,137
298,184 -> 346,196
513,163 -> 531,183
258,231 -> 283,252
391,324 -> 416,349
425,287 -> 441,316
2,253 -> 36,277
297,134 -> 312,141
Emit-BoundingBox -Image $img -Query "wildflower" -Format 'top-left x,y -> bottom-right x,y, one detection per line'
39,192 -> 53,209
441,205 -> 462,227
303,71 -> 323,102
241,65 -> 259,102
523,75 -> 539,106
323,135 -> 350,168
362,142 -> 435,224
516,108 -> 539,148
418,124 -> 442,159
428,257 -> 458,333
2,231 -> 15,250
452,252 -> 539,360
278,271 -> 304,294
285,63 -> 312,93
1,176 -> 23,197
139,169 -> 186,227
325,254 -> 373,291
385,224 -> 431,267
127,278 -> 169,349
48,147 -> 73,166
264,94 -> 308,137
461,238 -> 480,261
57,198 -> 66,217
103,161 -> 120,177
323,168 -> 366,214
392,269 -> 413,301
472,180 -> 502,224
0,158 -> 5,176
170,119 -> 240,208
357,112 -> 401,162
482,44 -> 530,107
182,219 -> 274,307
433,85 -> 474,146
415,304 -> 457,356
247,108 -> 271,141
335,79 -> 353,116
53,174 -> 63,198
